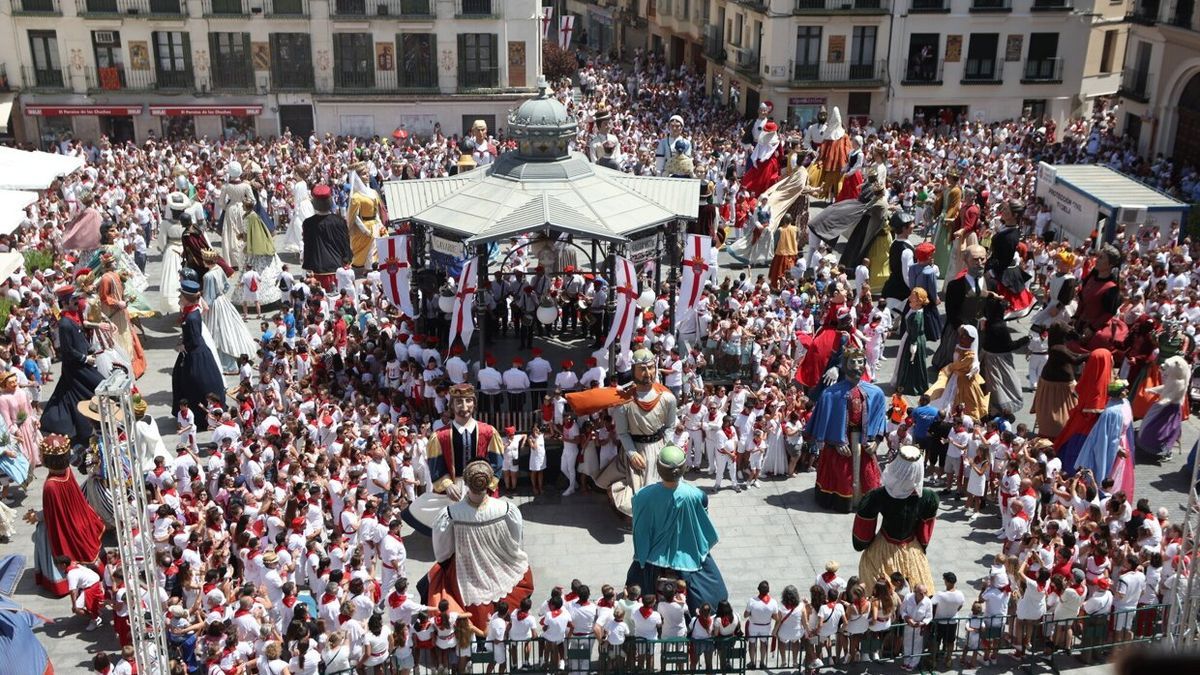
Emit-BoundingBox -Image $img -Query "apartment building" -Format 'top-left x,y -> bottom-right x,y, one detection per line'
1118,0 -> 1200,166
0,0 -> 540,145
651,0 -> 1125,129
694,0 -> 891,128
887,0 -> 1126,125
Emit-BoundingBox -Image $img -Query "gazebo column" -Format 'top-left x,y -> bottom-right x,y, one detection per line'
475,243 -> 489,367
606,243 -> 621,370
666,221 -> 679,335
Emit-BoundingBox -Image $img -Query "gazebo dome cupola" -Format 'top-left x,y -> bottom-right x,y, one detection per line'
508,76 -> 577,162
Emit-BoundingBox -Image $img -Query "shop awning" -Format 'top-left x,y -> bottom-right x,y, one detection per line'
0,146 -> 85,190
149,105 -> 262,117
0,94 -> 14,135
24,105 -> 143,116
0,189 -> 36,236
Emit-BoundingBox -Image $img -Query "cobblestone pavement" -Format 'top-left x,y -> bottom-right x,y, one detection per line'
8,244 -> 1188,674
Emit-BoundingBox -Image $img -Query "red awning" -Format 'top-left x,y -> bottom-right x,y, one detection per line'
24,105 -> 143,116
149,105 -> 262,117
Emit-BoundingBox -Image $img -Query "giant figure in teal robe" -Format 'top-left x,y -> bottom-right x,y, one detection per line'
628,480 -> 727,611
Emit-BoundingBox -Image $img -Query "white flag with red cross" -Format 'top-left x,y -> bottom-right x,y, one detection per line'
449,256 -> 480,350
559,15 -> 575,50
375,235 -> 415,317
677,234 -> 714,330
603,255 -> 639,354
541,6 -> 554,41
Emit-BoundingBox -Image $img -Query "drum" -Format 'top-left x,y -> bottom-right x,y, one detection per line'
401,488 -> 458,536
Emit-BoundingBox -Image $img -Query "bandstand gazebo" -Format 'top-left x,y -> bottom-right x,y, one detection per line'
382,79 -> 699,362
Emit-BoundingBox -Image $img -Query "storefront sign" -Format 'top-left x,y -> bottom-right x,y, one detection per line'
430,234 -> 463,258
149,105 -> 262,117
788,96 -> 826,106
25,105 -> 143,116
627,235 -> 658,264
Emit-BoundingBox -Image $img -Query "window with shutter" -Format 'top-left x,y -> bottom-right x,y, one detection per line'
398,33 -> 437,88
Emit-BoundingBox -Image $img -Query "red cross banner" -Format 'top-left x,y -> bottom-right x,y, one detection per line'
541,6 -> 554,41
375,235 -> 415,317
678,234 -> 714,329
449,256 -> 480,349
558,15 -> 575,50
603,255 -> 639,353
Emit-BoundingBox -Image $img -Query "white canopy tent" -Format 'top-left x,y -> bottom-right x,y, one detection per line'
0,189 -> 36,236
0,251 -> 23,280
0,145 -> 85,190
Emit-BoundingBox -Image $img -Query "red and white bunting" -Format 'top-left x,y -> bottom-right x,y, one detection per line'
603,255 -> 638,354
677,234 -> 714,329
448,257 -> 479,349
375,235 -> 414,317
541,6 -> 554,41
558,15 -> 575,50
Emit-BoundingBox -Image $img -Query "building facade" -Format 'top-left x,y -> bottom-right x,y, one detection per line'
694,0 -> 891,128
887,0 -> 1127,125
647,0 -> 1126,129
1118,0 -> 1200,166
0,0 -> 540,146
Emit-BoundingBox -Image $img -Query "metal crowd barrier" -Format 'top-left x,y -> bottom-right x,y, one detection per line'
324,604 -> 1168,675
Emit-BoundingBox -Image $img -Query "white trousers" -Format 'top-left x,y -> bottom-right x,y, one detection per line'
687,430 -> 706,467
903,625 -> 925,667
713,453 -> 739,489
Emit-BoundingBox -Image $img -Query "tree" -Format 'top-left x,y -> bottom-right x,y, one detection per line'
542,43 -> 577,84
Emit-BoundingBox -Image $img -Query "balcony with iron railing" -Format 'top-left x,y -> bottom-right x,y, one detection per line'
11,0 -> 61,14
1119,67 -> 1154,102
458,65 -> 500,91
961,57 -> 1004,84
210,62 -> 256,92
909,0 -> 948,10
794,0 -> 888,13
704,26 -> 726,61
1166,0 -> 1195,28
155,69 -> 194,90
1031,0 -> 1072,11
1021,56 -> 1063,83
332,0 -> 434,17
901,57 -> 944,85
84,65 -> 157,90
266,0 -> 307,14
729,46 -> 760,77
269,66 -> 315,90
1126,0 -> 1162,24
21,64 -> 66,91
202,0 -> 246,14
455,0 -> 495,17
75,0 -> 185,15
734,0 -> 770,11
969,0 -> 1011,12
790,59 -> 888,85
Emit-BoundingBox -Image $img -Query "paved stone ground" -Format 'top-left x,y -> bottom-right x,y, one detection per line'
8,238 -> 1192,674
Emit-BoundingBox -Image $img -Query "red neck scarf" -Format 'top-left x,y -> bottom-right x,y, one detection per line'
388,593 -> 407,608
758,593 -> 772,604
639,606 -> 654,619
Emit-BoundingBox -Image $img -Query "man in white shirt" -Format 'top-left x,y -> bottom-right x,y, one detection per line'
444,345 -> 470,384
365,447 -> 392,506
476,355 -> 504,413
526,347 -> 553,400
1113,558 -> 1146,642
931,572 -> 965,666
378,519 -> 407,598
900,583 -> 934,669
502,357 -> 531,412
579,356 -> 606,389
555,359 -> 579,392
59,557 -> 105,631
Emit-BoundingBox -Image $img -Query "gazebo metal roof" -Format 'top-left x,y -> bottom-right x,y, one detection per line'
381,80 -> 698,247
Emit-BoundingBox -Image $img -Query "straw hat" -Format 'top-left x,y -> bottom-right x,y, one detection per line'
77,396 -> 123,422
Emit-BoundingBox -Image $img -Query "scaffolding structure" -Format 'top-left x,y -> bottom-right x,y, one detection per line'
95,370 -> 169,675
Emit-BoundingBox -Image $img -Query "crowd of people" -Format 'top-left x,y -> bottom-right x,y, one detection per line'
0,47 -> 1197,675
